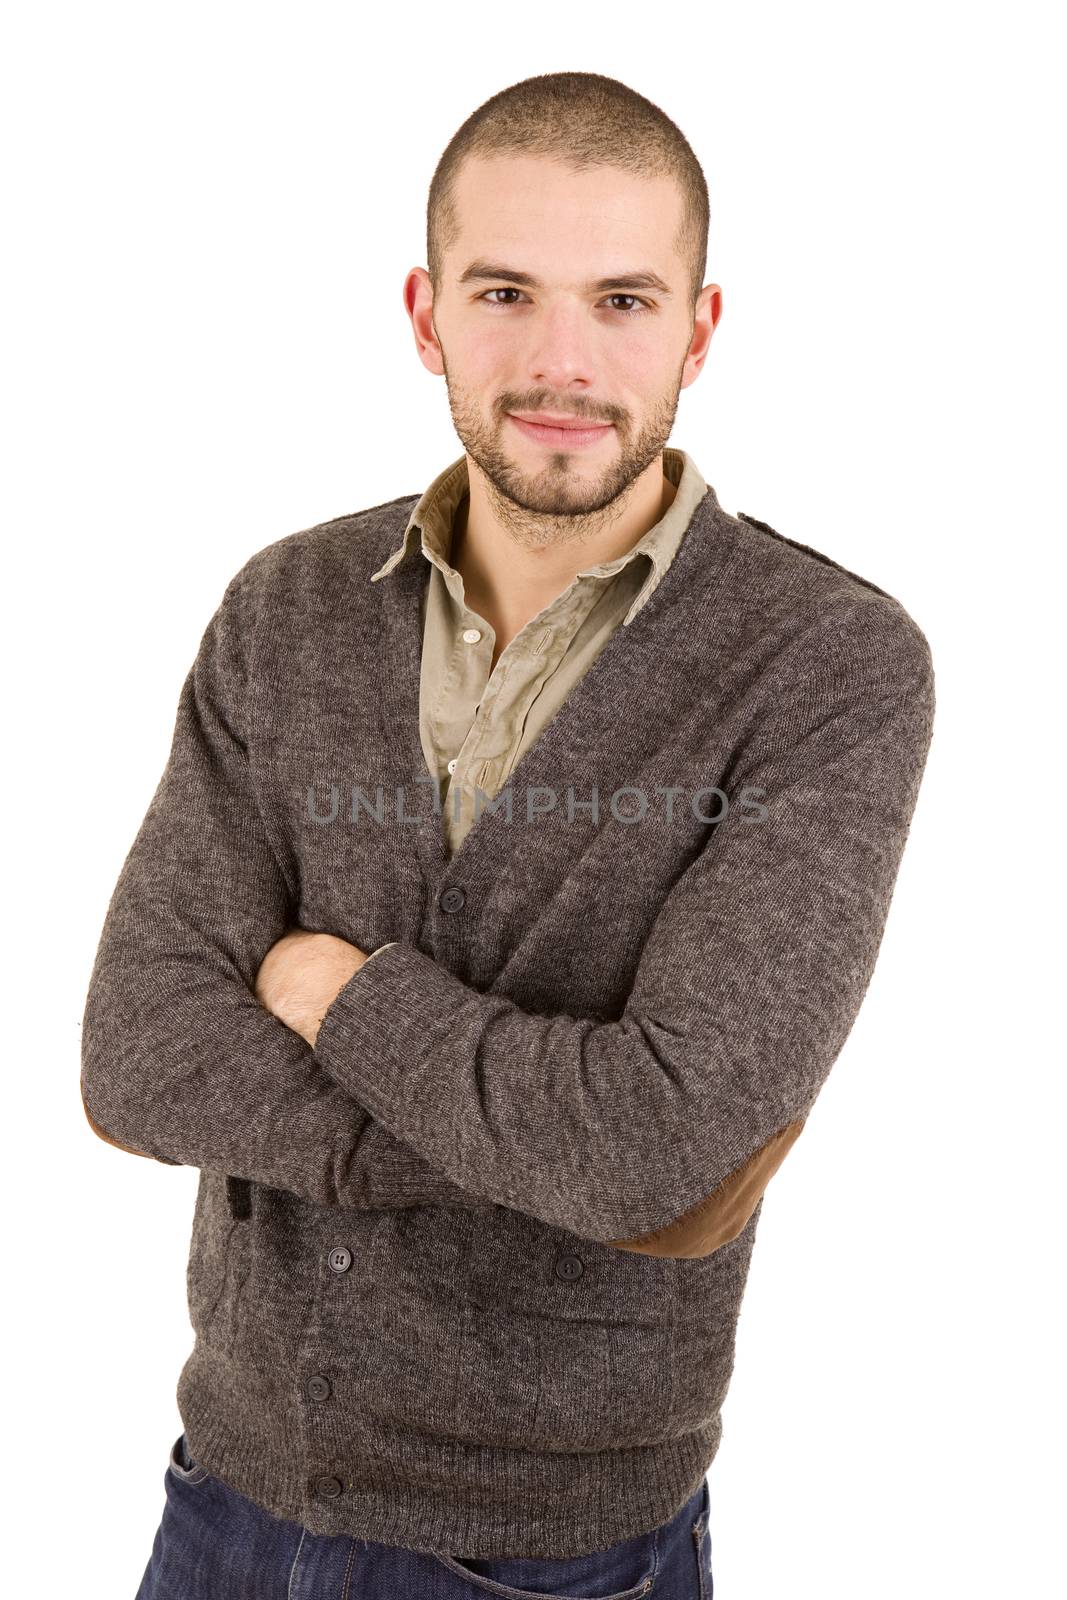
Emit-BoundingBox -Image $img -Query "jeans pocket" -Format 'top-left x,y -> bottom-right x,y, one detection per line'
167,1431 -> 209,1487
430,1524 -> 659,1599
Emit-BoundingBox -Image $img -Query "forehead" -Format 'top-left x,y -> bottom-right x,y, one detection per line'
449,154 -> 683,272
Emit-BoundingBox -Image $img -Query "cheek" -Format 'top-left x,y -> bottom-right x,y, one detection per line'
457,325 -> 515,380
614,333 -> 671,387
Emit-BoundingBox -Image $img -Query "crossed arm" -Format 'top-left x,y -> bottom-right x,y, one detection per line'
80,566 -> 491,1218
80,562 -> 935,1257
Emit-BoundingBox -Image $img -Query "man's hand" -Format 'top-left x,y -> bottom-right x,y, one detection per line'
254,928 -> 368,1048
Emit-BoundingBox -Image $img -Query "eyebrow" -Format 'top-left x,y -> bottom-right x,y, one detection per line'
458,260 -> 674,299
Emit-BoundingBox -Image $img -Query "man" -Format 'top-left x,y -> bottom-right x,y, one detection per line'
83,70 -> 935,1598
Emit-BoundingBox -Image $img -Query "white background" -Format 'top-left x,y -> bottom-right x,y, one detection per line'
4,3 -> 1063,1595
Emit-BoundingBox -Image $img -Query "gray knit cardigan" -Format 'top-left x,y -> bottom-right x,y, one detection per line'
80,480 -> 935,1557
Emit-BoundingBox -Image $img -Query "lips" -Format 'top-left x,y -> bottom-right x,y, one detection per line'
508,414 -> 614,449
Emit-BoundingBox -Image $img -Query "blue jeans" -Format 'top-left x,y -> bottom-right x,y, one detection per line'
135,1430 -> 713,1598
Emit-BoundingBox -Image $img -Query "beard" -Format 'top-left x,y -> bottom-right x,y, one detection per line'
438,348 -> 687,552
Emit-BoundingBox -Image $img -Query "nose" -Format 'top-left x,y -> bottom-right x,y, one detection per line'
524,304 -> 600,393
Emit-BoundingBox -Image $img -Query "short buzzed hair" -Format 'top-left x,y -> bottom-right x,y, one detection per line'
426,71 -> 710,317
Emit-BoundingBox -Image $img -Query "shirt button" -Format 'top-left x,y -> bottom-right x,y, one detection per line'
462,628 -> 482,643
327,1247 -> 352,1273
305,1374 -> 332,1401
555,1253 -> 585,1283
316,1474 -> 344,1499
438,886 -> 466,914
447,758 -> 458,774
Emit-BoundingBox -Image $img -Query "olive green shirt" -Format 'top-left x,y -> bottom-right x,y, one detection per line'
369,446 -> 709,858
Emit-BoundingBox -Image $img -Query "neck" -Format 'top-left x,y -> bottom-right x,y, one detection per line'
451,457 -> 676,654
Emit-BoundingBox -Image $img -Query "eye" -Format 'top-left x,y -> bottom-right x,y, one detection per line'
478,288 -> 651,316
480,288 -> 525,309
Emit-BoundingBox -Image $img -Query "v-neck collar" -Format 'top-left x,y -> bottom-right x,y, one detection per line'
376,482 -> 727,894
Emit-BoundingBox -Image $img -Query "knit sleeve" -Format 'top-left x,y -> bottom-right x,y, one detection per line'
312,601 -> 936,1256
79,564 -> 490,1215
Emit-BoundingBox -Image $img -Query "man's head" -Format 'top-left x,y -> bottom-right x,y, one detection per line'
404,72 -> 721,545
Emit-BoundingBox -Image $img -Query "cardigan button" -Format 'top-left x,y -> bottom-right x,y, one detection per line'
305,1374 -> 332,1401
554,1253 -> 584,1283
315,1474 -> 343,1499
327,1247 -> 352,1273
438,886 -> 466,914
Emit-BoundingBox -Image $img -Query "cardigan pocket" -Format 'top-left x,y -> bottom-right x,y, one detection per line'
457,1208 -> 677,1452
349,1205 -> 678,1452
185,1169 -> 250,1353
665,1205 -> 763,1431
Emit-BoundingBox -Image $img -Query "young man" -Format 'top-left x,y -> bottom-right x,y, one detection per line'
83,71 -> 935,1599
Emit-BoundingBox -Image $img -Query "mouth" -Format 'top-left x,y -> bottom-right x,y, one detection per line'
507,413 -> 615,450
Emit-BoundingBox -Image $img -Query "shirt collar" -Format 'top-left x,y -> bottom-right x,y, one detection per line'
370,446 -> 709,626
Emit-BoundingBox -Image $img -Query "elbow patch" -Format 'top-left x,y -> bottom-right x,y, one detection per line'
607,1117 -> 807,1259
81,1087 -> 173,1164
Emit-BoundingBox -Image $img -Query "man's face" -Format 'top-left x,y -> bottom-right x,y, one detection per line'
419,154 -> 711,531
